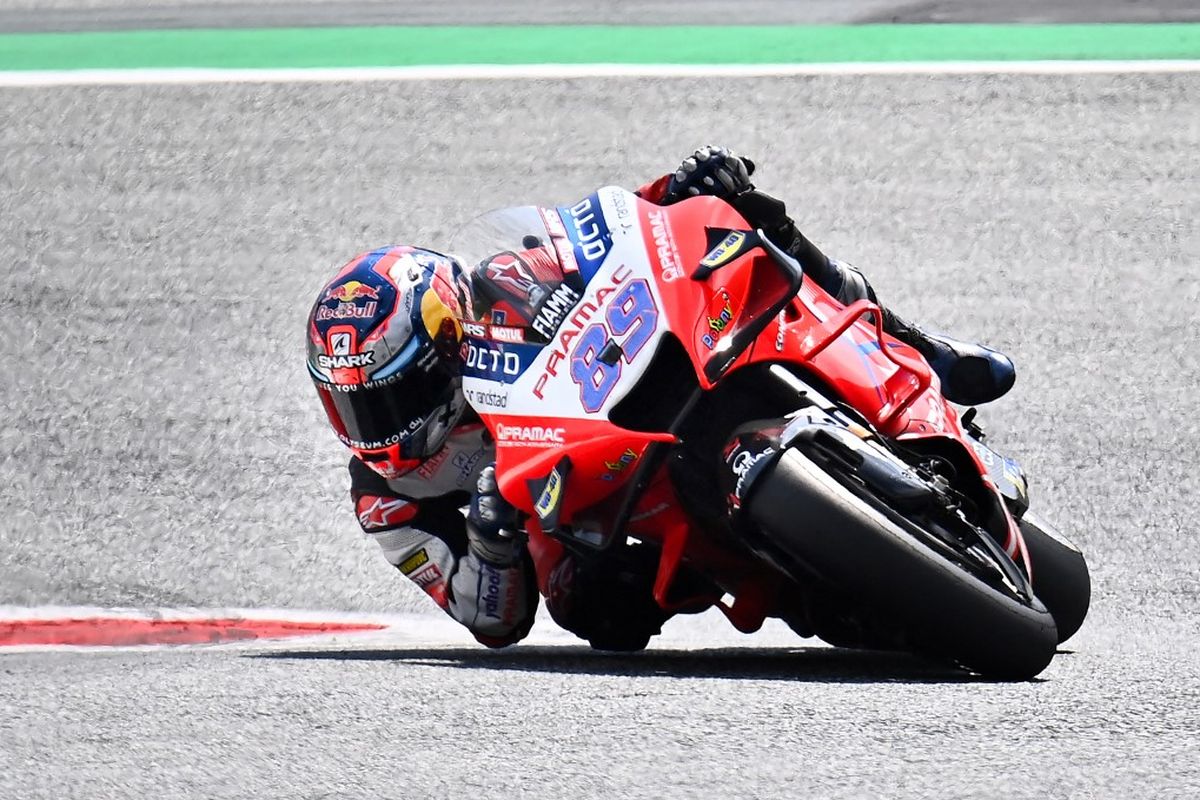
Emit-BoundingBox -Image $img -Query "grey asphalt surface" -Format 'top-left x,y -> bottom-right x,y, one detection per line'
1,55 -> 1199,800
3,0 -> 1200,32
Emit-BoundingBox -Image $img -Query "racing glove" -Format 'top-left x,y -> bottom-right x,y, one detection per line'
665,145 -> 756,203
467,464 -> 525,566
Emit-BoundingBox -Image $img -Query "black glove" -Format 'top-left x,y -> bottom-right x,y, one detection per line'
467,464 -> 524,565
665,145 -> 756,203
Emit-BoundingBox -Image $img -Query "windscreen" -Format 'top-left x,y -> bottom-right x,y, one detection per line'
448,205 -> 587,343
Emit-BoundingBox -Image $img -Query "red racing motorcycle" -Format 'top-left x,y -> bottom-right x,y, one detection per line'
451,187 -> 1090,679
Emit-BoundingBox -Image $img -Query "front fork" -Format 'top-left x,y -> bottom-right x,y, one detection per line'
721,382 -> 1037,591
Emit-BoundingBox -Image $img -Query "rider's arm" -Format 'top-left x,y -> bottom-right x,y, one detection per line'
636,148 -> 848,298
349,457 -> 538,648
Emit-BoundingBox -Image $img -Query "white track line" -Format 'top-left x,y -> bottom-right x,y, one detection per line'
1,60 -> 1199,87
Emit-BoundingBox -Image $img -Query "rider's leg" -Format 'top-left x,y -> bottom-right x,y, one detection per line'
813,257 -> 1017,407
729,190 -> 1016,406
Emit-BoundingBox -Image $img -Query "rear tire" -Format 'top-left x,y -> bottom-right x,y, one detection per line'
748,449 -> 1058,680
1019,511 -> 1091,644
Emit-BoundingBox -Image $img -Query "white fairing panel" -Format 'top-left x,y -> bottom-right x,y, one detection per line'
457,187 -> 668,422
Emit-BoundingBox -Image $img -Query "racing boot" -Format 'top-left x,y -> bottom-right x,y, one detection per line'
823,259 -> 1016,406
880,309 -> 1016,406
727,191 -> 1016,406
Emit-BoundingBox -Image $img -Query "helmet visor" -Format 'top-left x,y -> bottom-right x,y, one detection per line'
316,364 -> 458,452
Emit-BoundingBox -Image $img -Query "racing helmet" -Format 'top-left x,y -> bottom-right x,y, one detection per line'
307,245 -> 469,479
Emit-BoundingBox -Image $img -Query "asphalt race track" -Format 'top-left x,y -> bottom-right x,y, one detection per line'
2,6 -> 1199,800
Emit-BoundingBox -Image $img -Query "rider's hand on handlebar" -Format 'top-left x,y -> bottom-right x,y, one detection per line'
467,464 -> 525,565
665,145 -> 756,204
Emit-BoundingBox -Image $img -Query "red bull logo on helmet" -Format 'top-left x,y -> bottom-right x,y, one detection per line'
323,280 -> 380,303
315,301 -> 378,322
317,280 -> 382,322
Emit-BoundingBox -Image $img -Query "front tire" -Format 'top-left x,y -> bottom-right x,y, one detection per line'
748,449 -> 1058,680
1019,510 -> 1091,644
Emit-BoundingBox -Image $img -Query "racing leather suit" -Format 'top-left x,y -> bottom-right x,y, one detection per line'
349,416 -> 538,648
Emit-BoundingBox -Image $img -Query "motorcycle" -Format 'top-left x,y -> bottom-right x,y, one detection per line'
450,187 -> 1090,679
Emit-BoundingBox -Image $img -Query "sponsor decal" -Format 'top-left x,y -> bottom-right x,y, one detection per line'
731,450 -> 757,475
609,188 -> 634,230
415,448 -> 451,480
465,340 -> 523,379
701,290 -> 734,350
464,387 -> 510,410
485,253 -> 546,304
355,496 -> 417,531
540,206 -> 580,274
775,310 -> 787,351
463,320 -> 524,344
535,466 -> 563,520
315,301 -> 378,322
490,325 -> 525,344
408,562 -> 444,591
701,231 -> 747,269
462,339 -> 538,383
324,281 -> 380,303
728,445 -> 776,505
341,420 -> 418,452
317,351 -> 375,369
312,256 -> 399,339
531,283 -> 582,340
451,449 -> 487,486
397,548 -> 429,575
647,209 -> 684,282
326,331 -> 353,359
481,563 -> 505,619
558,193 -> 612,281
540,205 -> 570,240
495,424 -> 566,447
601,448 -> 639,481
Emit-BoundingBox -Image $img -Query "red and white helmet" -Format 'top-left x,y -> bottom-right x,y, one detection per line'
307,245 -> 469,479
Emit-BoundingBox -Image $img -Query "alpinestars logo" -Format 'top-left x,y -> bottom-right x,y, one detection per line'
486,253 -> 544,303
356,496 -> 417,531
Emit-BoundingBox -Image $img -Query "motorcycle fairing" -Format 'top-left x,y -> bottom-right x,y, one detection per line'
454,187 -> 1029,576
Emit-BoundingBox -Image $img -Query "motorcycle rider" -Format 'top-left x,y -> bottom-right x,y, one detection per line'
306,147 -> 1016,650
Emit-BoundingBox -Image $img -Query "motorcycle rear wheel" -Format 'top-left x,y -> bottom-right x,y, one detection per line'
749,449 -> 1058,680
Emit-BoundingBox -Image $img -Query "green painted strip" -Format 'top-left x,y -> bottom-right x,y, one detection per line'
0,24 -> 1198,71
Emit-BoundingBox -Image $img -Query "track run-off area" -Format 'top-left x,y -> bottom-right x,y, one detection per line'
2,13 -> 1199,800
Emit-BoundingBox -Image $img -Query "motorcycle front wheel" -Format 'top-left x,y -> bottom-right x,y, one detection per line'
748,448 -> 1059,680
